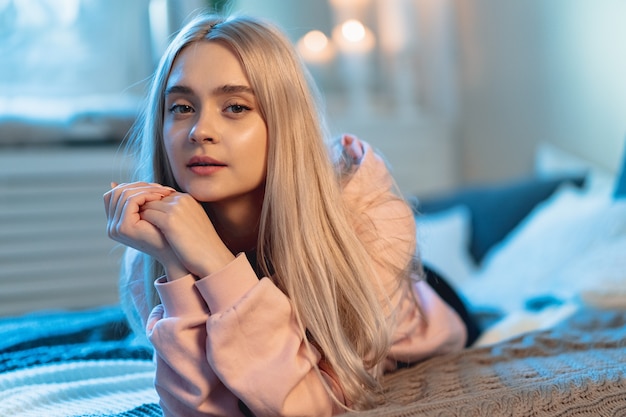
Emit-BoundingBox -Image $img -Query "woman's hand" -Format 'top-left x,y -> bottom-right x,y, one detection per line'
104,182 -> 187,280
140,193 -> 235,279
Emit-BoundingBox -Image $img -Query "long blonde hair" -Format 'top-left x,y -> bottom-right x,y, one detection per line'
121,12 -> 414,410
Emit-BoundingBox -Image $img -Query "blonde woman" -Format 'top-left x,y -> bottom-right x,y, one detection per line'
104,12 -> 467,417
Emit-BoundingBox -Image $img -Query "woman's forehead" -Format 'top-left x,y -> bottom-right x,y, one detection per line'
166,42 -> 249,90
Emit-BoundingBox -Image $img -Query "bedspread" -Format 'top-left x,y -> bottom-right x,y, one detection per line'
344,308 -> 626,416
1,306 -> 625,416
0,307 -> 159,417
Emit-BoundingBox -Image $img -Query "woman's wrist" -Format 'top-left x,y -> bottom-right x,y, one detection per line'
193,249 -> 236,279
161,256 -> 190,281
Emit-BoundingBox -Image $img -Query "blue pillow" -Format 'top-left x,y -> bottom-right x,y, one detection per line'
614,141 -> 626,199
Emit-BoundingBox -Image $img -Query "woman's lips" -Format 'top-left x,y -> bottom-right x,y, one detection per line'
187,156 -> 227,175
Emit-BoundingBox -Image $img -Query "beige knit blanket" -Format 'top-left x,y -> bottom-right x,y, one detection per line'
345,308 -> 626,417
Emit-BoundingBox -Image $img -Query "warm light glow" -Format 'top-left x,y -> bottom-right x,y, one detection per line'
328,0 -> 371,8
332,19 -> 375,54
341,19 -> 366,43
297,30 -> 335,64
302,30 -> 329,53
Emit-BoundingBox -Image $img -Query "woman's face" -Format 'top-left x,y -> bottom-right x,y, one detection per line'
163,41 -> 268,208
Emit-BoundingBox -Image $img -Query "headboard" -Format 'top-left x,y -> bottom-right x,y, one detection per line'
614,138 -> 626,199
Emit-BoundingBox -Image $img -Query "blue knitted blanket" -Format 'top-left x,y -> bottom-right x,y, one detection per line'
0,306 -> 161,417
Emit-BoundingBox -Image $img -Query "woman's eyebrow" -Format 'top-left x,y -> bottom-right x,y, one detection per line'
164,84 -> 254,97
164,85 -> 194,96
213,84 -> 254,96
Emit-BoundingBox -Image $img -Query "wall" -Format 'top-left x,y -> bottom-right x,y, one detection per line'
236,0 -> 626,189
454,0 -> 626,184
233,0 -> 461,195
541,1 -> 626,172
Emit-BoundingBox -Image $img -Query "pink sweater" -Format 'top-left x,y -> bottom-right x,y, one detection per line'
128,143 -> 466,417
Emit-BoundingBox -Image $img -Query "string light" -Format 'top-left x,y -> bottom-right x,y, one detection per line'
341,19 -> 366,43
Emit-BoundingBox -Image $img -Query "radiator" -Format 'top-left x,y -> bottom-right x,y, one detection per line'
0,146 -> 132,317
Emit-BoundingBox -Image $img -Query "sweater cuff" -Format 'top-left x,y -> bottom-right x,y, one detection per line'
154,274 -> 208,318
195,253 -> 260,314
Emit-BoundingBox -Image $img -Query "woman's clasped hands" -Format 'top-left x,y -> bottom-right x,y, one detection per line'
104,182 -> 234,281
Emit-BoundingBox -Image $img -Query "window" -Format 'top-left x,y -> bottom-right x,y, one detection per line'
0,0 -> 153,143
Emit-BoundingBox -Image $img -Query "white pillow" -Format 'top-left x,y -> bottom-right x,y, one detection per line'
560,229 -> 626,309
535,142 -> 590,177
473,302 -> 579,347
415,205 -> 477,289
462,185 -> 626,314
535,141 -> 615,196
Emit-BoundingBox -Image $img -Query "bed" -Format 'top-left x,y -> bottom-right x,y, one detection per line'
1,304 -> 625,416
1,142 -> 625,416
0,306 -> 159,417
349,307 -> 626,416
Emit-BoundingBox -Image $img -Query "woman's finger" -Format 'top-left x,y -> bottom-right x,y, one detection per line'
105,182 -> 173,220
106,183 -> 170,239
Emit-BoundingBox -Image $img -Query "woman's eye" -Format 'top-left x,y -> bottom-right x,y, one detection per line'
169,104 -> 194,114
225,104 -> 251,114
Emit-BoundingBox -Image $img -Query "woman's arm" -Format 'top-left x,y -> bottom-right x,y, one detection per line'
339,138 -> 467,368
113,184 -> 345,416
147,275 -> 242,417
148,254 -> 346,417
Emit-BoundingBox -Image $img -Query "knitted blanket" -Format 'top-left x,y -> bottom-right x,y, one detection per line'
345,308 -> 626,416
0,306 -> 161,417
1,306 -> 625,417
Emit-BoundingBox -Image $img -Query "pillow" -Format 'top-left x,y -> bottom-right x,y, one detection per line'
461,185 -> 626,314
414,205 -> 477,290
535,141 -> 615,197
415,175 -> 586,264
565,232 -> 626,309
534,141 -> 591,178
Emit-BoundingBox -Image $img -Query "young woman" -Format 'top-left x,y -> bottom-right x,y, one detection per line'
104,12 -> 467,417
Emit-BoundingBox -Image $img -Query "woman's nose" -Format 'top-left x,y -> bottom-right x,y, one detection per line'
189,112 -> 219,144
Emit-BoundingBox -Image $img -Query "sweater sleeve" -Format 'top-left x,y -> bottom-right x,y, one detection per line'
147,275 -> 242,417
341,142 -> 467,369
147,253 -> 345,417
